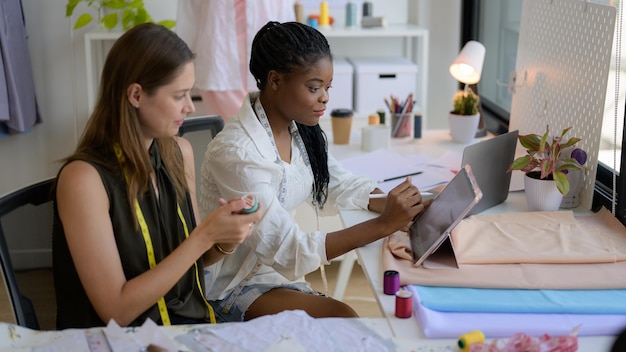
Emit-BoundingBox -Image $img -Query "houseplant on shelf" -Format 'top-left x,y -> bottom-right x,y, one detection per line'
448,87 -> 480,144
66,0 -> 176,31
508,126 -> 588,211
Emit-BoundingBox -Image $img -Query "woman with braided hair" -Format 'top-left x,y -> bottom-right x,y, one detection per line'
199,21 -> 427,321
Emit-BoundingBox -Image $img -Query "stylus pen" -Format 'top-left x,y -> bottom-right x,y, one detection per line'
377,171 -> 423,183
369,192 -> 433,199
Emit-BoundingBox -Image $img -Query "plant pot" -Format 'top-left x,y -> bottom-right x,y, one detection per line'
448,113 -> 480,144
524,171 -> 563,211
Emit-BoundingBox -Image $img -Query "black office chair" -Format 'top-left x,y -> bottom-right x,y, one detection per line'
179,115 -> 224,192
179,115 -> 224,138
0,178 -> 55,329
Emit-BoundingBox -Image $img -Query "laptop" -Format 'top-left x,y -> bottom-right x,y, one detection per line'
409,164 -> 482,267
461,130 -> 519,215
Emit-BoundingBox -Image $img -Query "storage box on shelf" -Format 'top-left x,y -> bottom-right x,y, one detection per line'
327,57 -> 354,114
348,56 -> 417,116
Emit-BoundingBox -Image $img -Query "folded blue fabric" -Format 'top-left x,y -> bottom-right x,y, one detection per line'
413,285 -> 626,314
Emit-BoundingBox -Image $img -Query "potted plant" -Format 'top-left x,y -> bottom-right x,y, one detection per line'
65,0 -> 176,31
448,87 -> 480,144
508,125 -> 588,211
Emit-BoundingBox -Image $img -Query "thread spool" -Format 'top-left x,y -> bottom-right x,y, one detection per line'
376,109 -> 386,125
319,1 -> 330,26
368,113 -> 380,125
307,16 -> 318,29
458,330 -> 485,352
241,195 -> 259,214
394,289 -> 412,318
413,113 -> 422,139
362,1 -> 373,17
294,1 -> 304,24
383,270 -> 399,295
345,1 -> 357,28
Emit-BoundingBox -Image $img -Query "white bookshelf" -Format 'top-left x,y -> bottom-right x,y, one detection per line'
84,24 -> 429,122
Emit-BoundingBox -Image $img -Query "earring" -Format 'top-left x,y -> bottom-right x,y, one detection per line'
134,105 -> 139,109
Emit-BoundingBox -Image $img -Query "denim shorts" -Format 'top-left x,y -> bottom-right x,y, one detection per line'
209,282 -> 322,323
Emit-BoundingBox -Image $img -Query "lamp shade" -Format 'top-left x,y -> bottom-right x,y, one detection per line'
449,40 -> 486,85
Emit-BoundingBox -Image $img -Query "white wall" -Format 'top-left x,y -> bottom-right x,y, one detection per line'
1,0 -> 458,197
2,0 -> 458,267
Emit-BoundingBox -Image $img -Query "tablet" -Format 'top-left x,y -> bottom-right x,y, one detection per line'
409,164 -> 482,266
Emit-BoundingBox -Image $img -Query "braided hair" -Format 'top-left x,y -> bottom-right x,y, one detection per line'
250,21 -> 332,209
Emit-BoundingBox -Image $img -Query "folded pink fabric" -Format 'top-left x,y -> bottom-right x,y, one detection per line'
384,208 -> 626,289
450,209 -> 626,264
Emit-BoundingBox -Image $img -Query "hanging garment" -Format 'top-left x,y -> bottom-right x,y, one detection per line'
0,0 -> 40,134
176,0 -> 294,121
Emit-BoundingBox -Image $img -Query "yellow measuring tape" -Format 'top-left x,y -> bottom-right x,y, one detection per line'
114,144 -> 216,325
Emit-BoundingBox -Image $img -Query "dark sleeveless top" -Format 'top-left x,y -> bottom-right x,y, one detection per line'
52,142 -> 211,329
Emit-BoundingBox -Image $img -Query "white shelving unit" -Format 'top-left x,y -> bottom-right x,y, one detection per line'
84,31 -> 122,114
322,24 -> 429,124
84,24 -> 429,122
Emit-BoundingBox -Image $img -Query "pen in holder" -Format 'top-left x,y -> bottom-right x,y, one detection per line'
385,93 -> 415,139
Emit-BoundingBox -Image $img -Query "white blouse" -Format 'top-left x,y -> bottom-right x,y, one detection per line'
199,92 -> 376,300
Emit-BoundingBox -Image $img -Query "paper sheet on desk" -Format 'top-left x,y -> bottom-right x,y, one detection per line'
340,149 -> 457,192
175,310 -> 395,351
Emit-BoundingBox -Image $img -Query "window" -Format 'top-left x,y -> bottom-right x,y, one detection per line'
462,0 -> 626,223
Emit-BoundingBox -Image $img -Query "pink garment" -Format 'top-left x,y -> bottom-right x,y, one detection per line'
176,0 -> 294,121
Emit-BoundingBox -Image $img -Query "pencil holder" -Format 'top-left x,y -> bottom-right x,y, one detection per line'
391,113 -> 411,138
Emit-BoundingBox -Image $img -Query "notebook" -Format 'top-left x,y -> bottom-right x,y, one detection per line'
461,130 -> 519,215
409,164 -> 482,268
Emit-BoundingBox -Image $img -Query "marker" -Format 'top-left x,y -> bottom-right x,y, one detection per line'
369,192 -> 433,199
377,171 -> 423,183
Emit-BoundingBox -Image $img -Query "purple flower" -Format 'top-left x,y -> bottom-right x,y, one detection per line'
571,148 -> 587,165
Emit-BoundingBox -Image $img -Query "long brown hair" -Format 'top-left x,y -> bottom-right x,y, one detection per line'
66,23 -> 195,216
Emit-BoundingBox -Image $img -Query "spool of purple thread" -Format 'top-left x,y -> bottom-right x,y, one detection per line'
383,270 -> 400,295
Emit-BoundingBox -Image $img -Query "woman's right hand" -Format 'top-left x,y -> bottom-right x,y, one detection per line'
194,197 -> 263,250
378,177 -> 426,232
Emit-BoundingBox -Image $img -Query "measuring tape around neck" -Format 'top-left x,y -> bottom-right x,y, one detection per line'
113,144 -> 216,325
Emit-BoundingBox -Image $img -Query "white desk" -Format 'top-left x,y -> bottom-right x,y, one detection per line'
330,130 -> 618,352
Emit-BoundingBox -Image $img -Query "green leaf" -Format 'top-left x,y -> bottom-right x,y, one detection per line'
128,0 -> 144,9
518,134 -> 540,151
73,13 -> 93,29
509,155 -> 531,171
134,7 -> 148,25
122,9 -> 134,29
103,0 -> 126,9
66,0 -> 81,17
554,170 -> 569,195
102,12 -> 118,30
158,20 -> 176,29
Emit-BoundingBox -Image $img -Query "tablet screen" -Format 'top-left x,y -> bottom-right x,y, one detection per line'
409,164 -> 482,266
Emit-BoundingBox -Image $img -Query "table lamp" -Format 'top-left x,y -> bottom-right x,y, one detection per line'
449,40 -> 486,137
